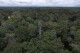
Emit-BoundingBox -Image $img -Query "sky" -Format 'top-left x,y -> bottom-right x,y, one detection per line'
0,0 -> 80,7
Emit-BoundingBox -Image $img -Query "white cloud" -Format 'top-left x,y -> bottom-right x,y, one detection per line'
0,0 -> 79,7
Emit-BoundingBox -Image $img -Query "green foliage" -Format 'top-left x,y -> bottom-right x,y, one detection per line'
2,43 -> 22,53
0,8 -> 80,53
15,26 -> 28,42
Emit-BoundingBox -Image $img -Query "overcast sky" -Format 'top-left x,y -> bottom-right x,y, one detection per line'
0,0 -> 80,7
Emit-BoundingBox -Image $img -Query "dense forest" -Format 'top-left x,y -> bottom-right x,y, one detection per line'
0,7 -> 80,53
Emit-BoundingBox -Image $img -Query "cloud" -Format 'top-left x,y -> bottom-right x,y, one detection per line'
0,0 -> 79,7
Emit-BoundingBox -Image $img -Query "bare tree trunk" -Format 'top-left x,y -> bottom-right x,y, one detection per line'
38,20 -> 42,38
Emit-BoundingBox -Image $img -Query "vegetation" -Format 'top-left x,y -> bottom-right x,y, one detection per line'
0,7 -> 80,53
